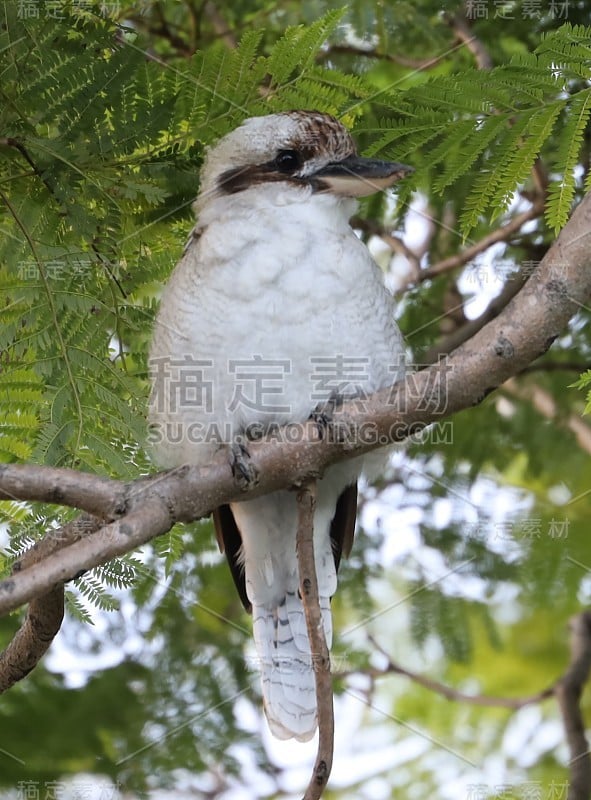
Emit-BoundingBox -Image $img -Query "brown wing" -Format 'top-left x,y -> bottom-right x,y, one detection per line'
213,482 -> 357,611
213,505 -> 252,612
330,482 -> 358,573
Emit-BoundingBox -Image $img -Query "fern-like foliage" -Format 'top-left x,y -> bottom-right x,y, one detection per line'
0,3 -> 373,603
571,370 -> 591,414
356,22 -> 591,234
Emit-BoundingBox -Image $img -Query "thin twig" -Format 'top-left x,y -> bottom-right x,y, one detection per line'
421,202 -> 544,282
555,611 -> 591,800
351,216 -> 422,278
0,137 -> 59,200
319,45 -> 444,71
503,379 -> 591,456
352,202 -> 543,288
183,0 -> 201,51
519,361 -> 590,375
152,0 -> 193,55
420,269 -> 527,363
144,23 -> 193,56
531,157 -> 549,198
358,636 -> 554,709
296,481 -> 334,800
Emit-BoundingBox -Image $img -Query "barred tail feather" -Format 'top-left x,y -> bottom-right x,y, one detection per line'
227,488 -> 347,740
253,591 -> 333,742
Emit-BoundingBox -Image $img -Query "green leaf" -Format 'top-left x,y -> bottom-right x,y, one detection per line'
490,101 -> 563,219
546,89 -> 591,232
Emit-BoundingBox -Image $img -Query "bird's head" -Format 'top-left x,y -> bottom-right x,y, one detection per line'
194,111 -> 412,212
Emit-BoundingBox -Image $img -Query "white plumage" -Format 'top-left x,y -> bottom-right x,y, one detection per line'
148,111 -> 409,741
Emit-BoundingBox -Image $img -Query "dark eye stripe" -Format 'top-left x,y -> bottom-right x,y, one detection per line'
217,162 -> 304,194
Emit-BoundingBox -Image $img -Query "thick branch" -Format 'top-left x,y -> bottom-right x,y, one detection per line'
555,612 -> 591,800
0,514 -> 102,693
1,192 -> 591,617
0,586 -> 63,693
296,482 -> 333,800
444,11 -> 493,69
0,464 -> 127,518
0,497 -> 175,616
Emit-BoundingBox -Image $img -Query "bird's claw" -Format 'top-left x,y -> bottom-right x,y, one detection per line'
230,440 -> 259,490
309,393 -> 344,439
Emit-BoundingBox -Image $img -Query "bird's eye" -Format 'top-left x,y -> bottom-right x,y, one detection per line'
275,149 -> 302,173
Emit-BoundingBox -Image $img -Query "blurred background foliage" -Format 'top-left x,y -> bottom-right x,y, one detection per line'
0,0 -> 590,798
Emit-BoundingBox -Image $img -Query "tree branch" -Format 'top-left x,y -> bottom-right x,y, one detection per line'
342,618 -> 591,799
344,635 -> 554,709
350,215 -> 422,279
444,10 -> 493,69
0,137 -> 59,200
0,493 -> 176,616
421,202 -> 544,283
147,1 -> 194,56
319,45 -> 444,71
420,268 -> 527,363
555,611 -> 591,800
352,201 -> 543,290
296,481 -> 333,800
0,586 -> 63,693
203,1 -> 237,49
0,464 -> 128,517
0,514 -> 102,693
519,361 -> 590,375
0,192 -> 590,620
503,378 -> 591,456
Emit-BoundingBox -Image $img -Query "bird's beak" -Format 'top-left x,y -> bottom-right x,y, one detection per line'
312,155 -> 413,197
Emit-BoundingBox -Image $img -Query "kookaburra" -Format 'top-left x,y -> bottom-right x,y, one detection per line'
149,110 -> 411,742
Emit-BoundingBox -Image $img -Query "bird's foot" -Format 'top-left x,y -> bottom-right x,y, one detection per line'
310,393 -> 345,440
230,439 -> 259,490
